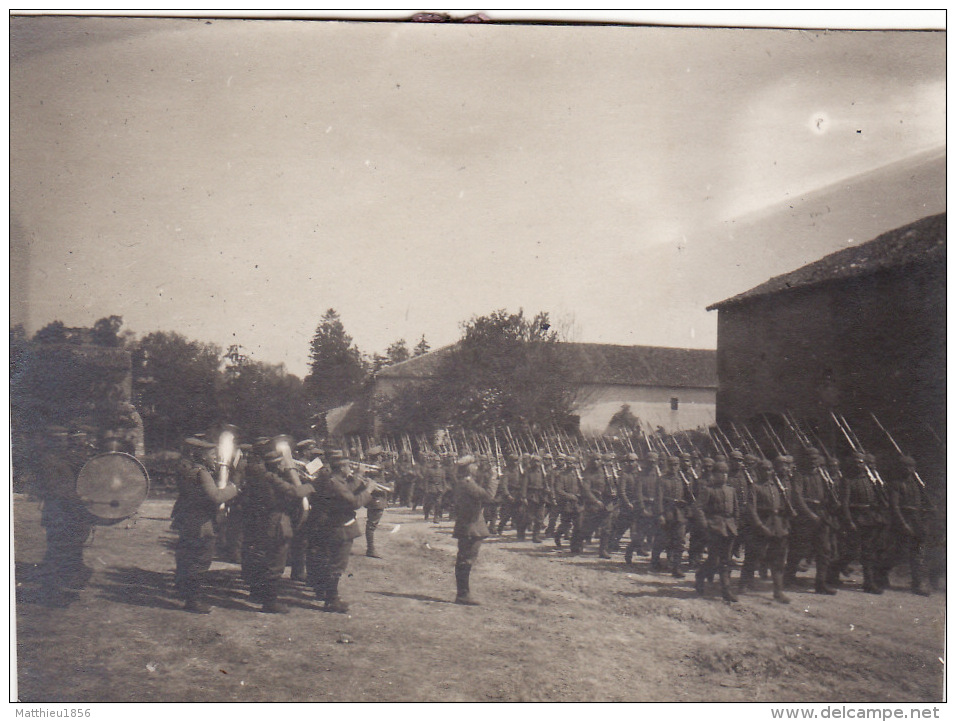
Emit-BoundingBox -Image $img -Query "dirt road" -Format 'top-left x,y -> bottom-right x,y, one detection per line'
13,496 -> 945,702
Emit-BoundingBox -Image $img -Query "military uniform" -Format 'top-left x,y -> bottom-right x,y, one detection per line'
36,429 -> 96,606
784,449 -> 840,595
495,461 -> 521,534
241,451 -> 314,613
652,457 -> 692,577
422,456 -> 447,522
692,462 -> 739,601
517,458 -> 548,542
174,450 -> 239,612
626,454 -> 662,564
553,461 -> 583,551
740,459 -> 792,603
452,455 -> 497,605
833,454 -> 890,594
572,458 -> 615,559
611,456 -> 640,553
305,454 -> 373,613
888,457 -> 934,595
363,448 -> 390,558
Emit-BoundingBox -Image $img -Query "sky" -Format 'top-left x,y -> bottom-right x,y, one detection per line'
9,11 -> 946,378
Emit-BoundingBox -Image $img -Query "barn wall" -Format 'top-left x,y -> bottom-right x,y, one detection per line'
574,384 -> 716,434
714,259 -> 944,491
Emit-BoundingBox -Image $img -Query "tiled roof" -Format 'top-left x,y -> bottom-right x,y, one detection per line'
377,342 -> 716,389
707,212 -> 946,310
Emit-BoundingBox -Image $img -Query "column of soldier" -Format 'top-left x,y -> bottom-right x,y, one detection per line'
384,412 -> 939,604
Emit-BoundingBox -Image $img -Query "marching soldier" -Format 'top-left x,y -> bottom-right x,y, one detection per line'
887,456 -> 934,596
174,437 -> 240,613
652,455 -> 691,577
495,453 -> 521,535
832,451 -> 890,594
421,452 -> 447,523
693,461 -> 739,602
305,450 -> 375,613
611,453 -> 639,552
740,458 -> 791,603
784,447 -> 839,595
452,454 -> 498,605
574,453 -> 615,559
517,454 -> 548,543
625,451 -> 661,564
553,455 -> 583,551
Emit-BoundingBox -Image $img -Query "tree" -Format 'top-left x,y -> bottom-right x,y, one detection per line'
382,309 -> 578,433
305,309 -> 368,411
133,331 -> 222,449
413,335 -> 431,357
386,339 -> 410,366
92,315 -> 124,346
220,359 -> 313,439
32,320 -> 67,344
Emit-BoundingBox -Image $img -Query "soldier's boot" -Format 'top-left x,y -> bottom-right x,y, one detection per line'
532,521 -> 542,544
324,579 -> 350,613
719,571 -> 739,602
814,564 -> 837,595
771,571 -> 791,604
825,567 -> 843,588
624,543 -> 634,566
184,596 -> 212,614
649,553 -> 662,572
365,531 -> 382,559
670,557 -> 685,579
553,530 -> 563,549
738,569 -> 755,593
862,567 -> 883,594
694,570 -> 707,597
598,535 -> 611,560
454,567 -> 479,606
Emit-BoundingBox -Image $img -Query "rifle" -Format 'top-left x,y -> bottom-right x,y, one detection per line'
870,413 -> 927,492
782,411 -> 840,508
830,411 -> 888,504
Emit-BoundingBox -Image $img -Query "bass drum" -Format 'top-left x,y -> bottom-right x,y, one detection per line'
75,452 -> 150,524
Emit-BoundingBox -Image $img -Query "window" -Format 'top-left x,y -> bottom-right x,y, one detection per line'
670,397 -> 679,411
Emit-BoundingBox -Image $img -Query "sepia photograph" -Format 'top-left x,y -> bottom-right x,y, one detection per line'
9,10 -> 946,707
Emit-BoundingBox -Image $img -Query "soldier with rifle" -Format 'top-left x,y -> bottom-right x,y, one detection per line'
625,450 -> 661,565
421,452 -> 447,523
553,454 -> 584,551
572,452 -> 611,558
495,452 -> 521,535
612,453 -> 640,554
692,460 -> 739,602
887,454 -> 934,596
652,454 -> 693,577
517,453 -> 548,542
740,458 -> 792,603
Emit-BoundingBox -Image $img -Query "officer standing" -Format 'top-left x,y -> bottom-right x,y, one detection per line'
452,454 -> 498,605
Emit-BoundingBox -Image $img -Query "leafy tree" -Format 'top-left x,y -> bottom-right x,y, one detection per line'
32,320 -> 67,344
379,309 -> 578,433
305,309 -> 368,411
220,359 -> 313,439
386,339 -> 410,365
92,315 -> 124,346
413,334 -> 431,357
133,331 -> 222,448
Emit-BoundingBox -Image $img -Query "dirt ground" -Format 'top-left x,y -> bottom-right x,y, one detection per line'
13,495 -> 946,703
